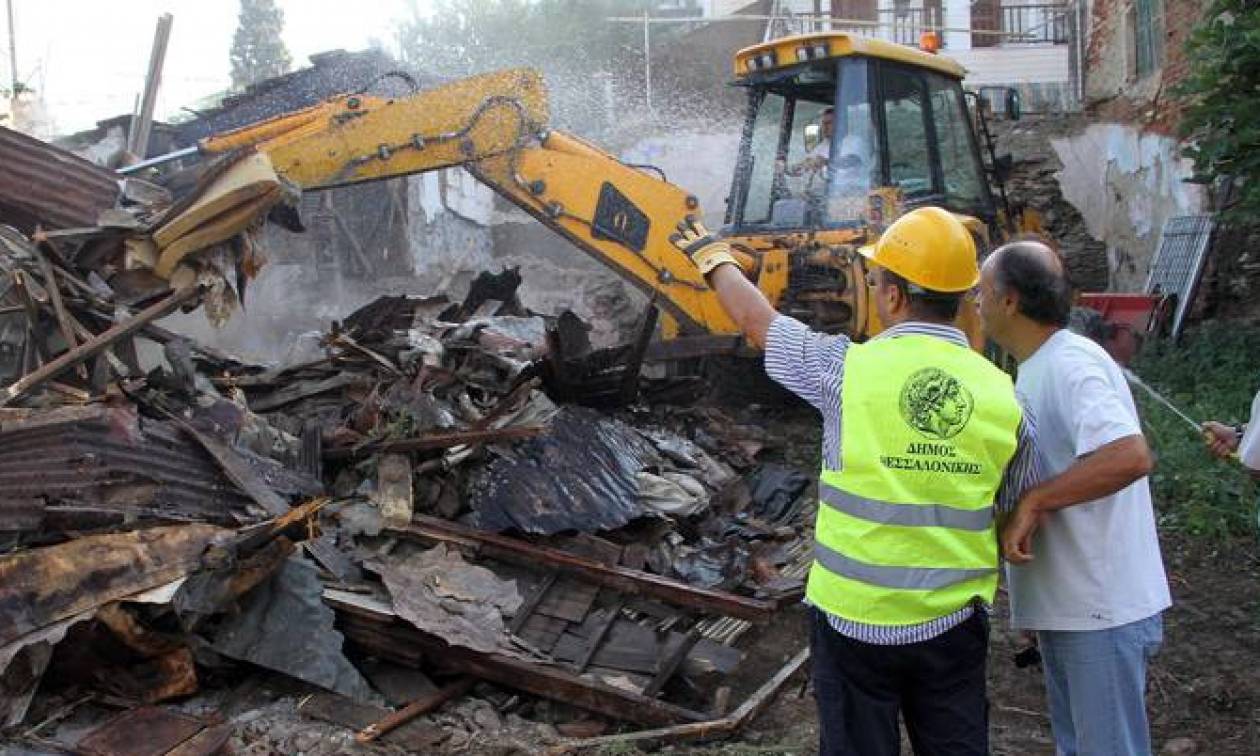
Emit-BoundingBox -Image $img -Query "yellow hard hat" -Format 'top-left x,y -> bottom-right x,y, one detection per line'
859,206 -> 979,293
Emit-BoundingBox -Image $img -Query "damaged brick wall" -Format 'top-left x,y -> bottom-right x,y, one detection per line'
1035,0 -> 1215,291
1085,0 -> 1211,134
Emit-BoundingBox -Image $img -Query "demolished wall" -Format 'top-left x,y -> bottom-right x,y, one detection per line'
990,114 -> 1110,291
1051,122 -> 1206,291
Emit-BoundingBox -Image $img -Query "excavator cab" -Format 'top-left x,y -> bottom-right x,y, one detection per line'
726,34 -> 997,236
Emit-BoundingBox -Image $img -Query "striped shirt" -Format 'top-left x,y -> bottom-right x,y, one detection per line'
765,315 -> 1043,645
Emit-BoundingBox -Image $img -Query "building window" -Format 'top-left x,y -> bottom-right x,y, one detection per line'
998,0 -> 1070,45
1134,0 -> 1164,78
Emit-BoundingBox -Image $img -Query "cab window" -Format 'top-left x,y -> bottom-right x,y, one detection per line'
879,65 -> 934,199
928,75 -> 987,210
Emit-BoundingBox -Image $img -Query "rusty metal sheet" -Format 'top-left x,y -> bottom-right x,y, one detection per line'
0,125 -> 119,233
0,406 -> 262,526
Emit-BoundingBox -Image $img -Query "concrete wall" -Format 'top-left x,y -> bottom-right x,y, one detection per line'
1051,122 -> 1206,291
944,0 -> 972,51
952,45 -> 1070,86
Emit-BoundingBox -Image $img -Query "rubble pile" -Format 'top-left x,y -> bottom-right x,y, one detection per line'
0,178 -> 814,752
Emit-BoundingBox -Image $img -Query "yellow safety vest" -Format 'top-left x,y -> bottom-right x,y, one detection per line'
806,335 -> 1022,626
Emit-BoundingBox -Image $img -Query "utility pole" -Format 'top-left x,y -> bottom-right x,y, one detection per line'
642,8 -> 652,115
6,0 -> 18,96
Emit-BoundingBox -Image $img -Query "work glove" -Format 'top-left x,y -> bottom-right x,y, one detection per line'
669,216 -> 744,277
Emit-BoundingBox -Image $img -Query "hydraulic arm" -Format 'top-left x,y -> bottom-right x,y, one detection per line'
189,69 -> 743,336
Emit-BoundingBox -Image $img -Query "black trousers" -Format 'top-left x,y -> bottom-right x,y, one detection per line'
810,608 -> 990,756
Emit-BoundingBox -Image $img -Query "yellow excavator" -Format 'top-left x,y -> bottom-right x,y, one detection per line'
126,32 -> 1027,356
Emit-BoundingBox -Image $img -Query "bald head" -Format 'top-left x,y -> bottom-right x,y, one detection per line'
986,241 -> 1071,327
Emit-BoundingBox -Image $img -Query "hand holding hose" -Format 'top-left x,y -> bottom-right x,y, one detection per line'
1202,421 -> 1241,460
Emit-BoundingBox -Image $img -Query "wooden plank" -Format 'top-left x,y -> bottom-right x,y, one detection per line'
576,598 -> 624,674
0,286 -> 198,407
328,597 -> 707,728
392,516 -> 775,623
9,271 -> 49,363
323,425 -> 545,461
536,578 -> 599,623
550,646 -> 811,753
518,613 -> 567,653
643,624 -> 704,698
508,570 -> 559,635
31,251 -> 87,381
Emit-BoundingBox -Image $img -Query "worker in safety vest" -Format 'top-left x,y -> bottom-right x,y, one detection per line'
671,206 -> 1041,755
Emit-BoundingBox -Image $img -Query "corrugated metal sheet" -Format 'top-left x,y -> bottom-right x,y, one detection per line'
0,407 -> 257,527
0,125 -> 120,232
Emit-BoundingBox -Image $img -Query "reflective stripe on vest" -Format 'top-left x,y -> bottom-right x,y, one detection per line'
820,481 -> 994,532
806,334 -> 1022,627
813,541 -> 996,591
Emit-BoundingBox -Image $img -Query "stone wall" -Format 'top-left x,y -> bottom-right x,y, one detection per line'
990,114 -> 1110,291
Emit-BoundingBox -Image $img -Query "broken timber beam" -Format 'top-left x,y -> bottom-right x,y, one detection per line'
391,516 -> 776,623
31,247 -> 88,381
642,623 -> 704,698
355,676 -> 475,743
550,646 -> 811,754
0,286 -> 199,407
323,426 -> 545,461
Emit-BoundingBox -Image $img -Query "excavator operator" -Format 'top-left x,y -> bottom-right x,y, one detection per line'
670,207 -> 1042,755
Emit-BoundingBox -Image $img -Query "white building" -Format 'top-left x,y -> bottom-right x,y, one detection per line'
692,0 -> 1075,112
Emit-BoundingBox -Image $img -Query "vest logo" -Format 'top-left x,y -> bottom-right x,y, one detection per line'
899,368 -> 975,440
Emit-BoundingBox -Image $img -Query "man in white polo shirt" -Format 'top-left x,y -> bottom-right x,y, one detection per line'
977,240 -> 1171,756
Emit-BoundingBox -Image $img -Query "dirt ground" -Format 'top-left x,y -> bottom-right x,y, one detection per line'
672,529 -> 1260,756
660,405 -> 1260,756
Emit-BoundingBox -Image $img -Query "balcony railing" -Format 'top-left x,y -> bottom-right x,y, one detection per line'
1000,4 -> 1069,44
783,2 -> 1069,48
887,8 -> 941,46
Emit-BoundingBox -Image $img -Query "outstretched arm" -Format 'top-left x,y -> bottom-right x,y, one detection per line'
706,265 -> 778,349
669,216 -> 777,348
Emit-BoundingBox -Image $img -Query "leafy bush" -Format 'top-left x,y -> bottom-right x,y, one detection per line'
1132,323 -> 1260,539
1178,1 -> 1260,223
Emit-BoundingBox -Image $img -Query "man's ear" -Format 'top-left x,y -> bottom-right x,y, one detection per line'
1003,290 -> 1019,316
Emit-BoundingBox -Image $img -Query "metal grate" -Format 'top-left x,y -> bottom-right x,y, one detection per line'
1145,214 -> 1214,339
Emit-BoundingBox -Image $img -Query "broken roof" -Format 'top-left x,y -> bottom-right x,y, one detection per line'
0,125 -> 120,233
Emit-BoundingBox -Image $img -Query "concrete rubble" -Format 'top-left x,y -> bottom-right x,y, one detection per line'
0,132 -> 814,754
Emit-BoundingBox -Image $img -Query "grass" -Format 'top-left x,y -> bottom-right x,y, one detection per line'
1131,322 -> 1260,540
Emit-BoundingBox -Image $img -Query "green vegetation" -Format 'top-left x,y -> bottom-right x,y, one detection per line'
229,0 -> 292,91
1178,1 -> 1260,224
394,0 -> 672,139
1132,323 -> 1260,539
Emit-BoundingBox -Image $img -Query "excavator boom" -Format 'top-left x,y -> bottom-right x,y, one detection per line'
192,69 -> 741,335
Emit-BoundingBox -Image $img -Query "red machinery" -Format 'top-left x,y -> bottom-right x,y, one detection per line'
1075,293 -> 1173,365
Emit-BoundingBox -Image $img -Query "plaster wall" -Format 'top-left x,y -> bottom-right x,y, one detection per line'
1051,122 -> 1206,290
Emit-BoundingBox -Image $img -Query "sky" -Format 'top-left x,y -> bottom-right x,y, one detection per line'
4,0 -> 422,135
